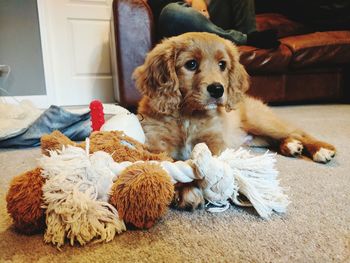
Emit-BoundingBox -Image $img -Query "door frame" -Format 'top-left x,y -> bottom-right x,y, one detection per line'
36,0 -> 57,107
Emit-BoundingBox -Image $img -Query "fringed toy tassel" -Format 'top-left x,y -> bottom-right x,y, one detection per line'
219,149 -> 289,218
39,146 -> 126,248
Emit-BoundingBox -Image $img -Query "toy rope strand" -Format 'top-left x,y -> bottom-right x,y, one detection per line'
112,160 -> 200,183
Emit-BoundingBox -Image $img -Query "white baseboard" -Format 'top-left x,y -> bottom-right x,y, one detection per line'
0,95 -> 50,109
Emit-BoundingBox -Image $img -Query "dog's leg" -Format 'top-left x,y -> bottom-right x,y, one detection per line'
171,134 -> 225,211
239,97 -> 336,163
172,181 -> 205,211
297,136 -> 336,163
194,133 -> 227,156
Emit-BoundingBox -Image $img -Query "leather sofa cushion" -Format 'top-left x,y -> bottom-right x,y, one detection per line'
248,68 -> 343,103
256,13 -> 310,38
281,31 -> 350,68
239,44 -> 292,73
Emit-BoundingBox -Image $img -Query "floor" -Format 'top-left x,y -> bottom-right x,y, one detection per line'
0,104 -> 349,262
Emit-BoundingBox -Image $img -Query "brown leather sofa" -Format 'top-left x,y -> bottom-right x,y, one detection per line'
111,0 -> 350,109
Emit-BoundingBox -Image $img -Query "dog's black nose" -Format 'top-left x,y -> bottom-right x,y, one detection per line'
207,83 -> 224,99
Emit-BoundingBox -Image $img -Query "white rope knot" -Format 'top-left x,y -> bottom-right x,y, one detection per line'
188,143 -> 289,218
191,143 -> 236,205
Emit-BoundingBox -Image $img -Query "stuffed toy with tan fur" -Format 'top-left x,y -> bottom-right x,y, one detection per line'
6,130 -> 174,241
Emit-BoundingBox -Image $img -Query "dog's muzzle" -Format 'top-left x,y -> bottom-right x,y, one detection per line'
207,83 -> 224,99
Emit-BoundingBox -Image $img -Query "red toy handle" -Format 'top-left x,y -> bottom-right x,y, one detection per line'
89,100 -> 105,131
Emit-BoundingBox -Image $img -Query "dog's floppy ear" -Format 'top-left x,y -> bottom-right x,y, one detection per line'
132,40 -> 181,114
224,42 -> 249,112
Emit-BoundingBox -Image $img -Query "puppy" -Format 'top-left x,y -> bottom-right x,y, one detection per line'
133,32 -> 336,210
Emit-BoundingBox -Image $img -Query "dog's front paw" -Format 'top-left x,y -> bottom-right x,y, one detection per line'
302,140 -> 336,164
280,138 -> 303,157
312,147 -> 336,163
172,183 -> 204,211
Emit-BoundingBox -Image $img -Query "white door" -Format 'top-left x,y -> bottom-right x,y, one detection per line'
37,0 -> 115,106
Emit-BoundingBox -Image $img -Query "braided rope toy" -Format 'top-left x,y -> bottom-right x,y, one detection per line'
113,142 -> 288,218
39,138 -> 288,247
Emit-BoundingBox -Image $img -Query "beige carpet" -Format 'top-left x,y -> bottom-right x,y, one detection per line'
1,104 -> 349,263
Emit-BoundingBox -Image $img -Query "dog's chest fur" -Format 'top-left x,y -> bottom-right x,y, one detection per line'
141,111 -> 222,160
175,117 -> 208,160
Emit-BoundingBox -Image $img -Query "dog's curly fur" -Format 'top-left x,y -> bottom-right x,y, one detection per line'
133,32 -> 336,210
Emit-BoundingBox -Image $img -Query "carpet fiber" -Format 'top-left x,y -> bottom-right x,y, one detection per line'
1,104 -> 349,262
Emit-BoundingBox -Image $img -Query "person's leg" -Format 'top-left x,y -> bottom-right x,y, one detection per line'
206,0 -> 233,30
158,2 -> 248,45
229,0 -> 256,34
208,0 -> 280,49
208,0 -> 256,34
159,2 -> 280,48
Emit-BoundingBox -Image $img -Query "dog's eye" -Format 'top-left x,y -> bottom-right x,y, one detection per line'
184,60 -> 198,71
218,61 -> 226,71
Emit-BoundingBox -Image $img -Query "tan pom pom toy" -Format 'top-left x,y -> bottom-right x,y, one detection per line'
110,162 -> 174,229
6,167 -> 46,235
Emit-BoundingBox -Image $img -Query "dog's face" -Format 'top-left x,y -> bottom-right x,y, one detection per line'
133,32 -> 249,114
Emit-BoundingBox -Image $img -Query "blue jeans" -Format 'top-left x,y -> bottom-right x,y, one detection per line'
158,0 -> 256,45
0,105 -> 91,148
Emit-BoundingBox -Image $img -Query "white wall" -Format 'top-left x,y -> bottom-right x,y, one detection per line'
0,0 -> 46,97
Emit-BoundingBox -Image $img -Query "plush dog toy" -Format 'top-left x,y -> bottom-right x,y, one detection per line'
6,104 -> 289,248
6,130 -> 174,243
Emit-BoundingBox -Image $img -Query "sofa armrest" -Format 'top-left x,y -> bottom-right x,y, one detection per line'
112,0 -> 154,108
